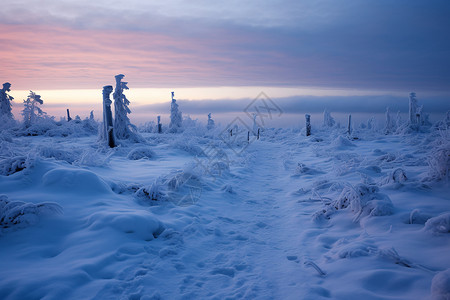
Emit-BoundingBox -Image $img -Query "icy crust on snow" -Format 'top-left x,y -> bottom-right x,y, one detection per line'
0,121 -> 449,299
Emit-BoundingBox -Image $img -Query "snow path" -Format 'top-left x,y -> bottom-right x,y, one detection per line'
94,140 -> 323,299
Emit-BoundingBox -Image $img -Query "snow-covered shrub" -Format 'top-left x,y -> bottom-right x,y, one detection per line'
74,148 -> 113,167
323,109 -> 335,127
207,113 -> 215,130
313,184 -> 394,223
426,134 -> 450,182
23,116 -> 56,136
424,213 -> 450,234
0,195 -> 63,232
169,92 -> 183,133
431,268 -> 450,300
135,180 -> 167,203
0,156 -> 30,176
381,168 -> 407,186
138,121 -> 157,133
170,136 -> 205,156
38,146 -> 77,163
127,147 -> 156,160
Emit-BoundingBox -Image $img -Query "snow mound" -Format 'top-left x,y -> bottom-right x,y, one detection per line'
127,147 -> 156,160
0,195 -> 62,232
424,213 -> 450,234
431,268 -> 450,300
42,168 -> 112,195
87,209 -> 165,240
332,135 -> 356,149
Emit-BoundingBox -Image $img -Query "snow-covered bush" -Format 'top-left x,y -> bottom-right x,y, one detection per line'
424,213 -> 450,234
207,113 -> 215,130
22,91 -> 46,128
426,133 -> 450,182
127,147 -> 156,160
38,146 -> 77,164
381,168 -> 407,186
313,183 -> 394,223
0,156 -> 31,176
0,195 -> 62,232
323,109 -> 335,127
169,91 -> 182,133
74,148 -> 113,167
431,268 -> 450,300
135,180 -> 168,203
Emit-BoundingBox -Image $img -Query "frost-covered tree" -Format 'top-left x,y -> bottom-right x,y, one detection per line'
323,109 -> 335,127
22,91 -> 46,128
395,111 -> 402,130
384,107 -> 394,134
207,113 -> 215,130
169,91 -> 182,132
408,92 -> 418,126
252,113 -> 258,135
113,74 -> 138,140
0,82 -> 14,119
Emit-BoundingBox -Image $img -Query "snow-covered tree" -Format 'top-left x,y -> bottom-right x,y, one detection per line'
323,109 -> 335,127
113,74 -> 138,140
207,113 -> 215,130
252,113 -> 258,135
384,107 -> 394,134
169,91 -> 182,132
22,91 -> 46,128
408,92 -> 418,126
0,82 -> 14,119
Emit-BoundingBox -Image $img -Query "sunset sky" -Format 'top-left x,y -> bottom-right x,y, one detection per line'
1,1 -> 449,123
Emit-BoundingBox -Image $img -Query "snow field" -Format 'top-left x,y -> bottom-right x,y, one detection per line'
0,124 -> 449,299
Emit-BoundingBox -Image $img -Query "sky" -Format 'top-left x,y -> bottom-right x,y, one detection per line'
1,0 -> 449,124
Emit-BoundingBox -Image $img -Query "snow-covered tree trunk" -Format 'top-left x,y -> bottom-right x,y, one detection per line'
305,114 -> 311,136
0,82 -> 14,120
347,114 -> 352,136
157,116 -> 162,133
67,109 -> 72,121
102,85 -> 115,148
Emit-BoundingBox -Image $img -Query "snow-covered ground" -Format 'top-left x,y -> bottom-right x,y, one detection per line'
0,123 -> 449,300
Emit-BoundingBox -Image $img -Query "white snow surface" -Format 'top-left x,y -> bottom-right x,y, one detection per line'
0,125 -> 449,300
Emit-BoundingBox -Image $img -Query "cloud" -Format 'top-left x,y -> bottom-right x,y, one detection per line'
0,1 -> 449,92
134,94 -> 449,116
